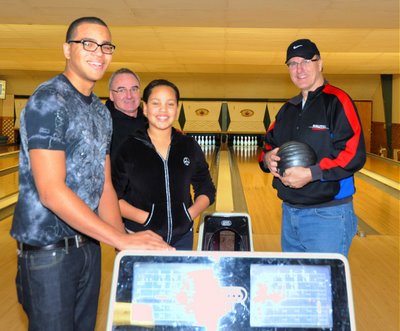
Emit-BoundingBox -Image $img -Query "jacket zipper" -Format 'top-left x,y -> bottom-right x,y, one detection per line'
159,147 -> 173,243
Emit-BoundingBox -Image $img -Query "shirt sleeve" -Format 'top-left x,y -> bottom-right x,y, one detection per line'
24,88 -> 68,151
318,86 -> 366,181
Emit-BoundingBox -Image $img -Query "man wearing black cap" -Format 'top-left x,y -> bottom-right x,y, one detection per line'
259,38 -> 366,257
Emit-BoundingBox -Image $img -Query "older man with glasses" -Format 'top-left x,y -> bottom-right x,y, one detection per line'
106,68 -> 148,159
259,39 -> 366,257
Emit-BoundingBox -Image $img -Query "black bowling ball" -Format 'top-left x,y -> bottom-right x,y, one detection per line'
277,141 -> 317,175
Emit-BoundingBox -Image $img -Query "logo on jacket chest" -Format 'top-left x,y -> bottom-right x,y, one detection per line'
183,157 -> 190,166
309,124 -> 329,131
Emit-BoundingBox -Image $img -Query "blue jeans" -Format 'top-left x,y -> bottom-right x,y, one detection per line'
281,201 -> 358,257
16,241 -> 101,331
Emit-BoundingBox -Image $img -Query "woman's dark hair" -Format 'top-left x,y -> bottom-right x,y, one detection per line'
142,79 -> 180,103
66,17 -> 109,42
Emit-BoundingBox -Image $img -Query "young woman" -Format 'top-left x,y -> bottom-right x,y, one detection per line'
112,79 -> 216,250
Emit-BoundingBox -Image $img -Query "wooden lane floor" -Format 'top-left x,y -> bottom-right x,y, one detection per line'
0,149 -> 19,220
0,169 -> 18,198
0,154 -> 19,171
0,172 -> 18,211
363,153 -> 400,183
0,148 -> 19,176
0,144 -> 19,156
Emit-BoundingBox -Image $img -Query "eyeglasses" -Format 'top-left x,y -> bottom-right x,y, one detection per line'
110,86 -> 140,94
67,39 -> 116,54
287,58 -> 319,70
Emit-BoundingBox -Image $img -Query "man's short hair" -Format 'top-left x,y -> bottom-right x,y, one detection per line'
108,68 -> 141,90
66,17 -> 109,42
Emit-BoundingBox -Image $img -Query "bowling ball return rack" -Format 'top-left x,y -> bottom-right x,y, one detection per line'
197,212 -> 254,251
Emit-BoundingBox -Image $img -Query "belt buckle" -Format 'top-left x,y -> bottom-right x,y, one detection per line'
75,235 -> 84,248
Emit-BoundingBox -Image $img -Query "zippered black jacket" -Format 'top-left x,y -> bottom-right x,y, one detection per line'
259,83 -> 366,206
105,99 -> 147,161
112,127 -> 216,244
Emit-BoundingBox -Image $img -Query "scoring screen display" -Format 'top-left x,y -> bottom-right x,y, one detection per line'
110,254 -> 352,331
127,262 -> 332,330
250,265 -> 332,328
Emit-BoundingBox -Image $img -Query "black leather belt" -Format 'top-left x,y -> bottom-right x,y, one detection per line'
17,235 -> 89,252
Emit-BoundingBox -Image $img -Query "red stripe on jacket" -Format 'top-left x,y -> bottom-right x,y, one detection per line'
319,85 -> 362,170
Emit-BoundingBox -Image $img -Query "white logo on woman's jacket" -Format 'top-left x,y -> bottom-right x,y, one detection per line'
183,157 -> 190,166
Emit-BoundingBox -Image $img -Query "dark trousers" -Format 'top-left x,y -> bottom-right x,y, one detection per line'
173,228 -> 194,250
16,241 -> 101,331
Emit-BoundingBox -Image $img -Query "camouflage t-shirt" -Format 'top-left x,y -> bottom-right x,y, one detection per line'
11,74 -> 112,245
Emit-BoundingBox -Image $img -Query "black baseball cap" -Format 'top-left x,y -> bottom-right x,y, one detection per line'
285,39 -> 320,63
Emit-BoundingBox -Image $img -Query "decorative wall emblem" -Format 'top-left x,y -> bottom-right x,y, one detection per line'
195,108 -> 210,116
240,109 -> 254,117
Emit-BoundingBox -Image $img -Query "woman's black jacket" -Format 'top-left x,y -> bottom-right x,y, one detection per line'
112,127 -> 216,245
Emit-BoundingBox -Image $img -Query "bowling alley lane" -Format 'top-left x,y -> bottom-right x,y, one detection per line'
0,143 -> 399,331
0,150 -> 19,220
0,171 -> 18,199
363,153 -> 400,183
